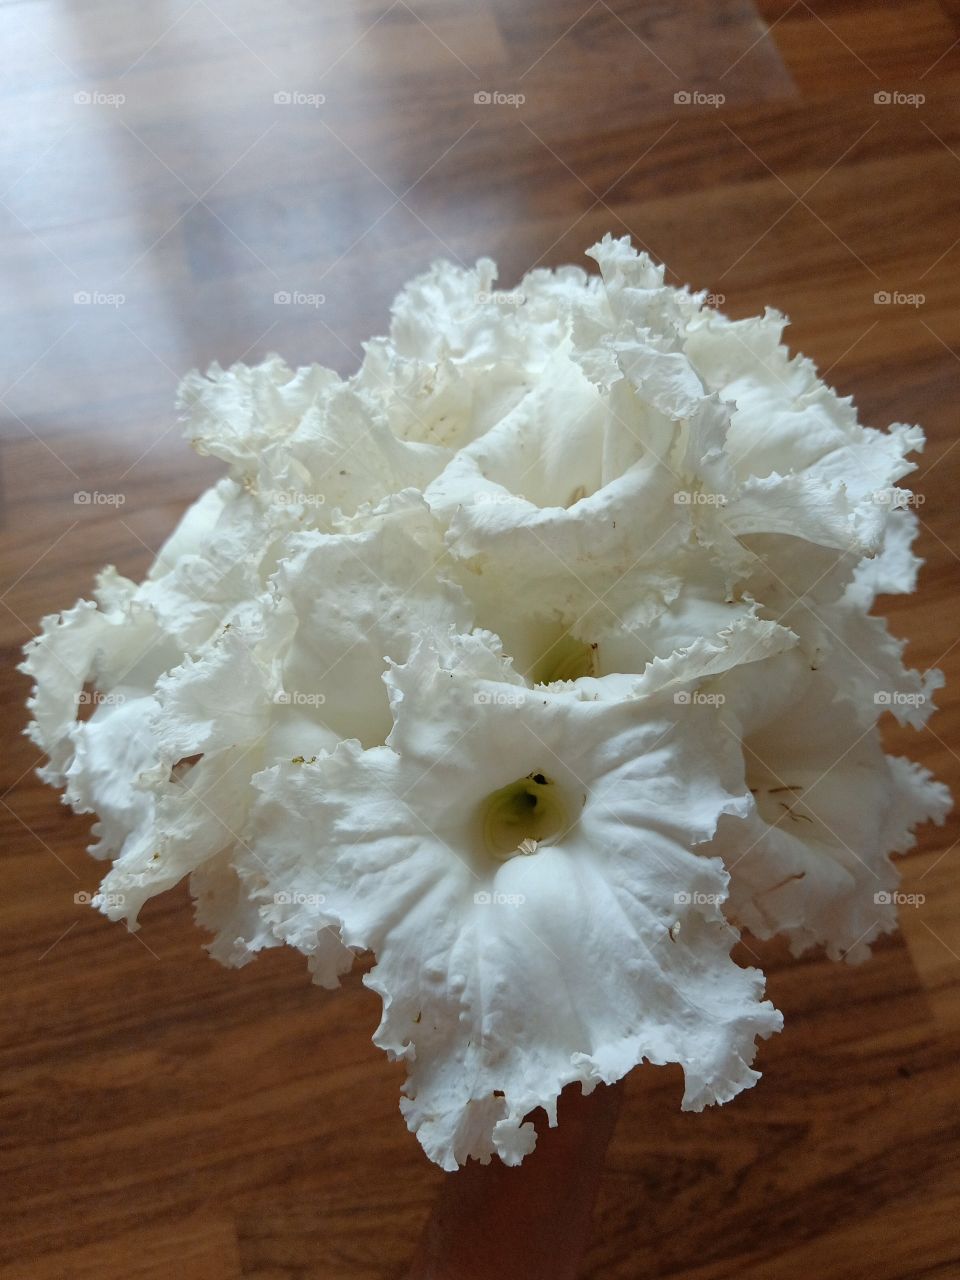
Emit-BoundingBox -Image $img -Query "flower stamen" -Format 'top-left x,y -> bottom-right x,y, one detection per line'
481,772 -> 568,861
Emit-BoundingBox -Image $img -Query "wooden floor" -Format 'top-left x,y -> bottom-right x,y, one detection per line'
2,0 -> 960,1275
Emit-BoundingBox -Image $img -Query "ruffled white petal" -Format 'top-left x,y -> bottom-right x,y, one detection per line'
712,673 -> 951,961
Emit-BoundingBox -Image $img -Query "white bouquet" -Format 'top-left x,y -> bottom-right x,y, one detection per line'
24,236 -> 949,1170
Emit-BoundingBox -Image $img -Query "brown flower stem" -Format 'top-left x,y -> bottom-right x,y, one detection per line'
405,1080 -> 624,1280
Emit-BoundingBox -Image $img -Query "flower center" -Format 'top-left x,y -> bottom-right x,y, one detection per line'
481,771 -> 568,861
529,632 -> 598,685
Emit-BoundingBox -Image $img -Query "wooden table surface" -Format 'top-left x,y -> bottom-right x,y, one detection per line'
2,1 -> 959,1276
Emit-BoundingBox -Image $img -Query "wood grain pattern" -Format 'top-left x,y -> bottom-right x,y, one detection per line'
2,1 -> 959,1276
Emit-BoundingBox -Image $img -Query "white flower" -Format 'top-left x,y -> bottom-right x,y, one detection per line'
239,633 -> 781,1169
22,235 -> 947,1168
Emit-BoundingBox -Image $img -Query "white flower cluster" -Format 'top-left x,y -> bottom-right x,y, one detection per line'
23,237 -> 949,1170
